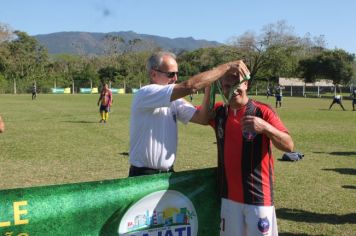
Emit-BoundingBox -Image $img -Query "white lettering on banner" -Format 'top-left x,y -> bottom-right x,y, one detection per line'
118,190 -> 198,236
127,226 -> 191,236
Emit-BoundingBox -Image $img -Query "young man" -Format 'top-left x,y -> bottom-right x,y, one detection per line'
128,51 -> 249,177
201,74 -> 294,236
97,83 -> 113,123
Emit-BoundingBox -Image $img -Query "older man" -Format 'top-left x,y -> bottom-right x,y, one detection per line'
128,51 -> 249,176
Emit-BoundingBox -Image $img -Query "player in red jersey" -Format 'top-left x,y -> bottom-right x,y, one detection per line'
200,73 -> 294,236
97,83 -> 113,123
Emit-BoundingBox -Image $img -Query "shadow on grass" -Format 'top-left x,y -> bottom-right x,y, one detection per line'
329,151 -> 356,156
277,208 -> 356,224
314,151 -> 356,156
342,185 -> 356,190
119,152 -> 129,157
276,158 -> 301,162
322,168 -> 356,175
62,120 -> 98,124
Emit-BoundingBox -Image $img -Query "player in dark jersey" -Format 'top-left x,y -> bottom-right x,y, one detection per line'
200,74 -> 294,236
328,94 -> 346,111
32,83 -> 37,100
274,85 -> 283,108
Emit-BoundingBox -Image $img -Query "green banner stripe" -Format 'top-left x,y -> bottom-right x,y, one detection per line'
0,168 -> 219,236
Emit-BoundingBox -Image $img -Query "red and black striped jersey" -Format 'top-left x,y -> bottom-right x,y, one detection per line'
209,99 -> 288,206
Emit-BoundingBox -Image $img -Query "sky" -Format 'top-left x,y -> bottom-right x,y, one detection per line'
1,0 -> 355,54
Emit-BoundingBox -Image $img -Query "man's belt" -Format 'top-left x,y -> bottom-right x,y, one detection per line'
129,165 -> 174,177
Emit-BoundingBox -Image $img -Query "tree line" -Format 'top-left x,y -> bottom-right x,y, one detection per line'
0,21 -> 355,94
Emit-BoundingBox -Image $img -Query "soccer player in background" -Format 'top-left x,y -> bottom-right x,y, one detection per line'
328,94 -> 346,111
274,84 -> 283,108
32,83 -> 37,100
97,83 -> 113,123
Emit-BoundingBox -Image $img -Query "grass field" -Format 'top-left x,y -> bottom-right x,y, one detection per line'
0,93 -> 355,235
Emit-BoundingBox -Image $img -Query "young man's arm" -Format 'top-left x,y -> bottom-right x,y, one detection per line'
170,60 -> 249,102
241,116 -> 294,152
263,124 -> 294,152
189,87 -> 212,125
109,91 -> 113,106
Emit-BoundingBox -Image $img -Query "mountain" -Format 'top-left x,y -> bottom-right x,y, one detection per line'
34,31 -> 222,55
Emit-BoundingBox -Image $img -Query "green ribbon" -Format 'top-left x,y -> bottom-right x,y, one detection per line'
209,75 -> 250,110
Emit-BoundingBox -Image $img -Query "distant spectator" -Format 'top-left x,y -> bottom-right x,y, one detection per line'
0,115 -> 5,133
32,83 -> 37,100
275,85 -> 284,108
329,94 -> 346,111
266,87 -> 272,99
189,94 -> 193,102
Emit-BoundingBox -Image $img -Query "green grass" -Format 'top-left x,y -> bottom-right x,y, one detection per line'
0,94 -> 355,235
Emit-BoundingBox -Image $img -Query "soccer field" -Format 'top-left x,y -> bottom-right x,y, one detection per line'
0,94 -> 355,235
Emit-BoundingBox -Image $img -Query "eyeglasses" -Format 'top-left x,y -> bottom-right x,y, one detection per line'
153,69 -> 179,78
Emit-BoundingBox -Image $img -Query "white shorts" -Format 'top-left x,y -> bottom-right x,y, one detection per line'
220,198 -> 278,236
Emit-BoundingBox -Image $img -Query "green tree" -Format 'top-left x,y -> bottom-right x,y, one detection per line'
228,20 -> 325,87
116,51 -> 151,89
51,54 -> 87,93
298,49 -> 355,85
72,62 -> 99,88
2,31 -> 49,93
178,46 -> 239,79
98,66 -> 119,84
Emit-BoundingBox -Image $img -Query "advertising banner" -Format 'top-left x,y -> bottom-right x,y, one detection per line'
79,88 -> 92,94
51,88 -> 65,94
0,168 -> 220,236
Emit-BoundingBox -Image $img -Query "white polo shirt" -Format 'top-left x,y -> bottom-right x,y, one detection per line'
129,84 -> 196,170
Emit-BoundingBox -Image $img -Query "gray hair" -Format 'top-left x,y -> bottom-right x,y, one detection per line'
146,51 -> 176,74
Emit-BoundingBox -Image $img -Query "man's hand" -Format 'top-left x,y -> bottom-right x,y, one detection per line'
224,60 -> 250,82
241,115 -> 294,152
240,115 -> 267,134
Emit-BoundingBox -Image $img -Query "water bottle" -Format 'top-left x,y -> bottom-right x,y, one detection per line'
242,102 -> 256,142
